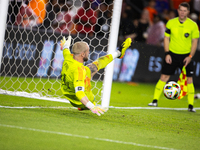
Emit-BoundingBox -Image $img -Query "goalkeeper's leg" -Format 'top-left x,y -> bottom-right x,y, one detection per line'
90,38 -> 132,71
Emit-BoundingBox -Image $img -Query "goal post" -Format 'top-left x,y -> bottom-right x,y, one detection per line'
0,0 -> 9,70
101,0 -> 123,108
0,0 -> 123,108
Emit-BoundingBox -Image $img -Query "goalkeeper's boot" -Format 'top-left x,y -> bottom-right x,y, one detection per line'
78,108 -> 84,111
78,107 -> 89,111
188,104 -> 196,112
148,99 -> 158,107
118,38 -> 132,59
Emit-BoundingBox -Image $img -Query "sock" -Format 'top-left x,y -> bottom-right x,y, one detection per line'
112,51 -> 121,59
153,79 -> 166,101
187,83 -> 195,105
92,54 -> 114,71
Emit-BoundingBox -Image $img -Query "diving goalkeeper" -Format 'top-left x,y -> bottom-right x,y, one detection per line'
60,36 -> 132,116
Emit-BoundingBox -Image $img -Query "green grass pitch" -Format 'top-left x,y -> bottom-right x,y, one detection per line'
0,81 -> 200,150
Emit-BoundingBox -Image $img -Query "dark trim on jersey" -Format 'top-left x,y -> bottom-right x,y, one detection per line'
165,28 -> 171,34
179,19 -> 184,24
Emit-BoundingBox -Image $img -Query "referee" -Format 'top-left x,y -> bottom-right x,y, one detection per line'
148,2 -> 200,112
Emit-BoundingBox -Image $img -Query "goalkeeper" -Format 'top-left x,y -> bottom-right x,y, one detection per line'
60,35 -> 132,116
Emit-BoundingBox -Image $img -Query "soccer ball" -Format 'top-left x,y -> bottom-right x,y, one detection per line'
163,81 -> 181,100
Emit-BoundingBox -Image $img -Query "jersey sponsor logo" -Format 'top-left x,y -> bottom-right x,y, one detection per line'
185,33 -> 189,38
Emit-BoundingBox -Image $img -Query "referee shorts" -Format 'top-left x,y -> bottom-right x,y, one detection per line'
161,51 -> 194,77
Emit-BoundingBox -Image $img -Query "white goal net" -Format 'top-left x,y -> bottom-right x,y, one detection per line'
0,0 -> 122,107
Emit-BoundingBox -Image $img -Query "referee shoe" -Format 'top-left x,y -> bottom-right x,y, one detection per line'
148,99 -> 158,107
188,104 -> 196,112
118,38 -> 132,59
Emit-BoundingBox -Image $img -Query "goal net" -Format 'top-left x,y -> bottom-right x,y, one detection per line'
0,0 -> 122,107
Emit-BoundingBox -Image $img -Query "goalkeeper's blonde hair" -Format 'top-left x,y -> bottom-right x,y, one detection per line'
72,41 -> 89,55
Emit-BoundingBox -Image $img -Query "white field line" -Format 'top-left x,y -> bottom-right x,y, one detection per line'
0,123 -> 178,150
0,105 -> 200,110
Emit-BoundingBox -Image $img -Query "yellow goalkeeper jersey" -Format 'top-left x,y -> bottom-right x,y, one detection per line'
61,49 -> 94,107
164,17 -> 199,54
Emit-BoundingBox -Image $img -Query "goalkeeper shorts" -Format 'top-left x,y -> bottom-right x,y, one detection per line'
161,51 -> 194,77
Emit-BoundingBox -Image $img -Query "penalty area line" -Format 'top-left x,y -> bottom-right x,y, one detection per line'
0,123 -> 178,150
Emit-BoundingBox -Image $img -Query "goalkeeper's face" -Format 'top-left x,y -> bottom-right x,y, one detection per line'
83,45 -> 89,62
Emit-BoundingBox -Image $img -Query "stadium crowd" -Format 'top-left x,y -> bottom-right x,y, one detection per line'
119,0 -> 200,46
7,0 -> 200,46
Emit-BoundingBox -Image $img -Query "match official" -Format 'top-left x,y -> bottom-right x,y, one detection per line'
148,2 -> 199,112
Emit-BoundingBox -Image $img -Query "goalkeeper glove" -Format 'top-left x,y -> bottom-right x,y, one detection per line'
86,101 -> 105,116
90,106 -> 105,116
60,35 -> 71,51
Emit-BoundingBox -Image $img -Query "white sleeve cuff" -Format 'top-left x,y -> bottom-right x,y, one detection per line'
62,45 -> 69,50
86,101 -> 95,109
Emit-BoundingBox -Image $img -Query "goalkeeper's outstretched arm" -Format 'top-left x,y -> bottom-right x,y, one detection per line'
74,71 -> 105,116
77,92 -> 105,116
82,96 -> 105,116
60,36 -> 72,59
